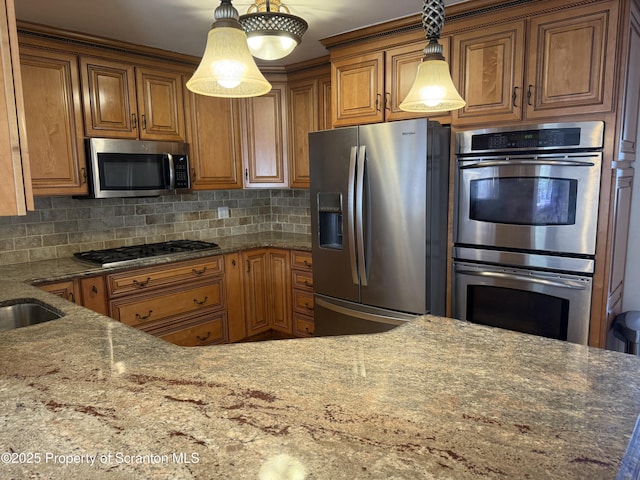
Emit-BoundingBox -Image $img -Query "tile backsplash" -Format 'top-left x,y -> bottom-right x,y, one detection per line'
0,189 -> 310,266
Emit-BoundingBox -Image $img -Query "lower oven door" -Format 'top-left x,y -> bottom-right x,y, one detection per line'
453,261 -> 592,345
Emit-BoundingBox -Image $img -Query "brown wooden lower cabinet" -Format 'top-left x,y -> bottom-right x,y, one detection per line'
36,248 -> 314,345
151,310 -> 227,346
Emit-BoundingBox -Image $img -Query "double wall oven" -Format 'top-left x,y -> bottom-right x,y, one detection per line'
452,121 -> 604,345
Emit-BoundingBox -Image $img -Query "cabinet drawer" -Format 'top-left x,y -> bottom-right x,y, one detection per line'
293,289 -> 314,315
155,312 -> 227,346
292,269 -> 314,291
291,250 -> 312,270
107,256 -> 223,297
110,280 -> 223,328
293,312 -> 314,337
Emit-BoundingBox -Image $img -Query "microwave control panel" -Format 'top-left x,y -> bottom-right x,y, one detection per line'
173,155 -> 190,189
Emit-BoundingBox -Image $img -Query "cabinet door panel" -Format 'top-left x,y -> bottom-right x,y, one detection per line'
242,249 -> 270,335
453,21 -> 525,124
20,48 -> 87,195
526,3 -> 617,118
385,38 -> 451,122
186,89 -> 242,189
242,83 -> 288,187
136,68 -> 185,141
617,5 -> 640,162
269,249 -> 291,333
80,57 -> 138,138
332,52 -> 384,126
288,78 -> 317,188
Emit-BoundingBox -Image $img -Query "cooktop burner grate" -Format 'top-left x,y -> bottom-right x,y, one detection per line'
74,239 -> 220,267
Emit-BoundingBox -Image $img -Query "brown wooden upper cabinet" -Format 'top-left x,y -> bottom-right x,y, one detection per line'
80,57 -> 186,141
240,81 -> 289,188
287,64 -> 331,188
20,45 -> 87,195
331,38 -> 451,127
453,1 -> 618,125
19,46 -> 88,196
184,81 -> 243,190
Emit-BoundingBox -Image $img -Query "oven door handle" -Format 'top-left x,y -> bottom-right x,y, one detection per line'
459,159 -> 595,169
456,269 -> 588,290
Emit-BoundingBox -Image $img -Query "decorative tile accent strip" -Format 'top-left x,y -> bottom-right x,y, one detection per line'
0,189 -> 310,266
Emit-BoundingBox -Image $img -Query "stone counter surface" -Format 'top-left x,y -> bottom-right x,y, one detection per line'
1,289 -> 640,479
1,231 -> 640,478
0,231 -> 311,284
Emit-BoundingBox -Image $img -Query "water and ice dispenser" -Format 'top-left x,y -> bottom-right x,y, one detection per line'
318,193 -> 343,250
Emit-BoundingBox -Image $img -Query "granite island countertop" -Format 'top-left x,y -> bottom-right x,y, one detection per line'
1,291 -> 640,479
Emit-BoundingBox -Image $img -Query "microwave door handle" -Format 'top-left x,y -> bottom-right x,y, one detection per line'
348,146 -> 359,285
456,269 -> 588,290
459,159 -> 595,169
166,153 -> 176,189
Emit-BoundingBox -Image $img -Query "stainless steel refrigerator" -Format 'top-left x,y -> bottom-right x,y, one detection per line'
310,118 -> 450,336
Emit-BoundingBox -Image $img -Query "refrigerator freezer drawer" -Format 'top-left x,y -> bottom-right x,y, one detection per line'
314,294 -> 416,336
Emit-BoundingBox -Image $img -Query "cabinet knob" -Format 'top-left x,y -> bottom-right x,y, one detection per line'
91,285 -> 98,294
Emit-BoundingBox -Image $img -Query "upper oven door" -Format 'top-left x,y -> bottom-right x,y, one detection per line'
455,152 -> 602,255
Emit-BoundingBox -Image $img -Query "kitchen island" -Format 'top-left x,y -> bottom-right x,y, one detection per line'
1,275 -> 639,479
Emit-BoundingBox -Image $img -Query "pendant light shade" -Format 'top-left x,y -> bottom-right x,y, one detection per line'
186,0 -> 271,98
239,0 -> 308,61
399,0 -> 465,112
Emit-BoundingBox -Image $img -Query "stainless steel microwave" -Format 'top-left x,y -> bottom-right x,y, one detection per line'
84,138 -> 191,198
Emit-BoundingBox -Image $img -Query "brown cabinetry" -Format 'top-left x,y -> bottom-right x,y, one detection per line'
106,256 -> 227,345
37,275 -> 108,315
241,81 -> 289,187
330,38 -> 450,127
286,62 -> 331,188
452,1 -> 618,125
0,0 -> 33,216
291,250 -> 314,337
80,57 -> 186,141
241,248 -> 292,337
184,84 -> 243,190
19,46 -> 88,196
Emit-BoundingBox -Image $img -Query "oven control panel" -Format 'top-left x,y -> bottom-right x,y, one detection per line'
456,121 -> 604,154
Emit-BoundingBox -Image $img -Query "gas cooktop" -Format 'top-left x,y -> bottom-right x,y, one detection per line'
74,239 -> 220,268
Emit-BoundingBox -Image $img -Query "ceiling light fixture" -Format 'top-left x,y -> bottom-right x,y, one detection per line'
186,0 -> 271,98
399,0 -> 465,112
239,0 -> 308,61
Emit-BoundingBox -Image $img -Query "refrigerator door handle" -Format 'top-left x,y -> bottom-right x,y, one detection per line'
348,146 -> 359,285
356,145 -> 367,286
316,297 -> 407,326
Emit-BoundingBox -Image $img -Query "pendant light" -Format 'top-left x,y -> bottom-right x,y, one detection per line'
186,0 -> 272,98
239,0 -> 308,61
399,0 -> 465,112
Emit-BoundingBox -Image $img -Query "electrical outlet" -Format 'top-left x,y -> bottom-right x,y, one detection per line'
218,206 -> 230,219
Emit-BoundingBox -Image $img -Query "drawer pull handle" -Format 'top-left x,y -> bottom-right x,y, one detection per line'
135,310 -> 153,321
92,285 -> 98,294
194,296 -> 209,305
197,331 -> 211,343
132,277 -> 151,288
304,280 -> 313,288
304,302 -> 314,311
305,326 -> 314,334
192,267 -> 207,275
303,260 -> 312,269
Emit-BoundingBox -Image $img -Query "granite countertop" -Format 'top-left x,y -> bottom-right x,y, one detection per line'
1,290 -> 640,479
0,232 -> 311,284
2,231 -> 640,478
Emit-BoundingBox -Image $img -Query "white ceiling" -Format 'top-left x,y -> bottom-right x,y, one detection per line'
14,0 -> 469,66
